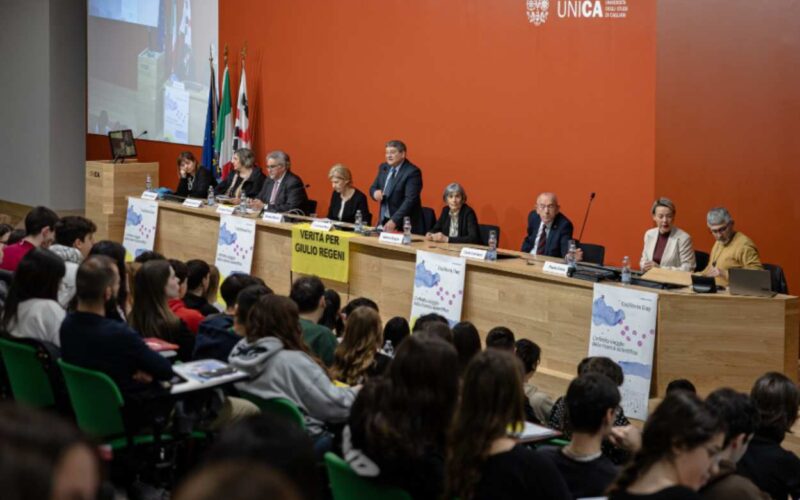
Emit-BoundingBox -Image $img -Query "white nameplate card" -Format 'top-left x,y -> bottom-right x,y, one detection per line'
216,205 -> 236,215
460,247 -> 488,261
379,232 -> 405,245
182,198 -> 203,208
141,191 -> 158,200
261,212 -> 284,224
542,261 -> 570,277
310,220 -> 333,231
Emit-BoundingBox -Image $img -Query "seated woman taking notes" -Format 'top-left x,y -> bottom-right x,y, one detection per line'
425,183 -> 481,244
214,148 -> 266,203
326,164 -> 371,224
639,197 -> 696,272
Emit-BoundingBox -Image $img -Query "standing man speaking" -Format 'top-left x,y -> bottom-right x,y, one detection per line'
370,140 -> 424,234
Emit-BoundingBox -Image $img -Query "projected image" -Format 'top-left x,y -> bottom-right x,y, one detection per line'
88,0 -> 218,146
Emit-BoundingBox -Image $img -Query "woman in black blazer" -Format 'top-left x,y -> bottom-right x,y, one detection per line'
175,151 -> 213,198
214,148 -> 266,201
425,183 -> 481,244
326,164 -> 371,224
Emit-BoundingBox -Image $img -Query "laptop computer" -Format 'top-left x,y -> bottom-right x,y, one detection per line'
729,269 -> 776,297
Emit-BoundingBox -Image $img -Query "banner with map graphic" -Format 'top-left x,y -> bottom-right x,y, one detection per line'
214,215 -> 256,279
410,250 -> 466,327
588,283 -> 658,420
122,197 -> 158,261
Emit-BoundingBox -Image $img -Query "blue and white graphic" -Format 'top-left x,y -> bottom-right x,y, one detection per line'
214,215 -> 255,282
218,223 -> 238,246
588,283 -> 658,420
410,251 -> 466,328
122,197 -> 158,261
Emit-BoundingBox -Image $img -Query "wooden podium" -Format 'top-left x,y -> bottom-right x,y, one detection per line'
85,160 -> 159,242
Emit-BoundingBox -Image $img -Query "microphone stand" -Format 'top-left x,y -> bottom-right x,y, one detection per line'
577,192 -> 596,244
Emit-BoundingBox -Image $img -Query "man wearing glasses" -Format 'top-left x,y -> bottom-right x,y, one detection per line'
251,150 -> 309,214
701,206 -> 762,283
521,192 -> 581,259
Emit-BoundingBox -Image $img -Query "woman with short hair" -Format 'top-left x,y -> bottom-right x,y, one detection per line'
425,183 -> 481,244
326,164 -> 371,224
640,197 -> 696,272
214,148 -> 266,202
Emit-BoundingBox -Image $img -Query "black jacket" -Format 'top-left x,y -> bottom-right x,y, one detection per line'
176,166 -> 213,198
520,211 -> 574,257
428,204 -> 481,244
214,168 -> 266,199
369,160 -> 424,234
256,170 -> 309,213
327,189 -> 371,224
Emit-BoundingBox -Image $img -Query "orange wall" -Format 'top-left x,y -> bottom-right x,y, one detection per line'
655,0 -> 800,293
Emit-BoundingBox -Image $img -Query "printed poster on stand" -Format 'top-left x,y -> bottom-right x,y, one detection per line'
410,250 -> 466,327
214,215 -> 256,280
122,197 -> 159,261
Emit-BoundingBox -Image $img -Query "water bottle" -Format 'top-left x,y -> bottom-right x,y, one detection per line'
145,174 -> 152,192
565,240 -> 577,270
354,209 -> 363,234
487,230 -> 498,262
621,256 -> 632,285
382,340 -> 394,358
207,186 -> 216,206
402,216 -> 412,245
238,194 -> 248,215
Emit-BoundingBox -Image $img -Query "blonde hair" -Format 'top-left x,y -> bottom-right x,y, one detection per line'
328,164 -> 352,184
331,306 -> 383,385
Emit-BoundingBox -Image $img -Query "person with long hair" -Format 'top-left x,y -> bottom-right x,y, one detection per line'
343,336 -> 460,499
128,259 -> 194,360
444,349 -> 570,500
453,321 -> 481,374
318,288 -> 343,336
607,391 -> 724,499
331,306 -> 390,385
1,248 -> 65,346
88,240 -> 129,322
228,295 -> 356,444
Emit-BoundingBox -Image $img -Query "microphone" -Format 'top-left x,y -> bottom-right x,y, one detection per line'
577,192 -> 596,243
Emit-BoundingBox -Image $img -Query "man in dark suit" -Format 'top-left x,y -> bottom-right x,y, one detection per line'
521,192 -> 581,259
369,140 -> 424,234
251,150 -> 309,213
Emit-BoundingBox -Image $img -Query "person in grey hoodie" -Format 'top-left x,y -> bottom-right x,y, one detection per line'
51,216 -> 96,307
228,294 -> 357,440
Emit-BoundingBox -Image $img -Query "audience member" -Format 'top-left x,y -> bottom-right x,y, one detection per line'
415,321 -> 453,344
737,372 -> 800,500
515,338 -> 554,424
184,259 -> 218,316
667,378 -> 698,395
133,250 -> 166,263
290,276 -> 338,366
412,312 -> 449,333
318,288 -> 344,336
51,215 -> 96,306
5,228 -> 25,246
453,321 -> 481,374
344,336 -> 459,499
167,259 -> 205,334
0,206 -> 59,271
607,392 -> 723,500
1,248 -> 65,346
205,264 -> 223,312
382,316 -> 410,350
88,240 -> 129,322
332,306 -> 390,385
444,349 -> 571,500
175,462 -> 301,500
0,223 -> 13,245
485,326 -> 515,351
342,297 -> 379,322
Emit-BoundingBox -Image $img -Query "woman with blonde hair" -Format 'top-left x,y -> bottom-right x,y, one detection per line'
326,164 -> 371,224
331,306 -> 390,385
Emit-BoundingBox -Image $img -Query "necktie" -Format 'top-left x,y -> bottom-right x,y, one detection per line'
536,223 -> 547,255
269,180 -> 281,205
384,168 -> 397,196
382,168 -> 397,220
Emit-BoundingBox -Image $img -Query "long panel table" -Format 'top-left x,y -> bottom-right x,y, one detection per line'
153,201 -> 799,399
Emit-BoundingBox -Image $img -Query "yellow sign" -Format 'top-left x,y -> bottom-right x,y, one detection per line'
291,224 -> 355,283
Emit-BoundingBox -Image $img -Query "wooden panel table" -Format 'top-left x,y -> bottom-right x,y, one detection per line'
153,201 -> 799,399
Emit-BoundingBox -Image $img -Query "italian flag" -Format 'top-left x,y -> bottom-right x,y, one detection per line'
215,64 -> 234,180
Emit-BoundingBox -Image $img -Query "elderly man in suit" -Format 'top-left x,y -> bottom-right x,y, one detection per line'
369,140 -> 424,234
250,150 -> 309,213
521,192 -> 582,259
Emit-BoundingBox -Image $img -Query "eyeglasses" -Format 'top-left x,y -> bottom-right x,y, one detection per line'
708,222 -> 731,235
266,164 -> 285,170
537,204 -> 558,210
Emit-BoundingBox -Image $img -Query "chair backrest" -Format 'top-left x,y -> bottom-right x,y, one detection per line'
306,199 -> 318,216
58,359 -> 126,438
421,207 -> 436,234
239,392 -> 306,430
324,452 -> 412,500
579,243 -> 605,266
763,263 -> 789,294
694,251 -> 710,272
0,337 -> 55,408
479,224 -> 501,247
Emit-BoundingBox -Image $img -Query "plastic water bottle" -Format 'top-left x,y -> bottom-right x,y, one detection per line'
487,230 -> 498,262
145,174 -> 152,192
239,194 -> 248,215
621,256 -> 632,285
354,209 -> 363,234
382,340 -> 394,358
565,240 -> 577,270
207,186 -> 215,206
402,216 -> 412,245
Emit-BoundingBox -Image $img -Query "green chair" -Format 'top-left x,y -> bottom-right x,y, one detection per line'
240,393 -> 306,430
0,337 -> 56,408
324,452 -> 412,500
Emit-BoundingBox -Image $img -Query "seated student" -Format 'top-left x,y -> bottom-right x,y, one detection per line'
194,275 -> 267,361
485,326 -> 515,351
133,250 -> 166,263
5,228 -> 26,246
737,372 -> 800,500
549,356 -> 632,465
425,182 -> 481,244
0,206 -> 59,271
453,321 -> 481,374
184,259 -> 218,316
0,403 -> 101,500
175,151 -> 213,199
540,373 -> 628,499
174,462 -> 302,500
344,336 -> 460,500
444,349 -> 571,500
88,240 -> 129,322
289,276 -> 338,366
700,388 -> 769,500
326,164 -> 371,224
342,297 -> 379,321
515,339 -> 554,424
607,391 -> 724,500
229,295 -> 356,442
205,264 -> 223,312
167,259 -> 205,334
1,249 -> 65,346
214,148 -> 266,202
129,259 -> 195,361
318,288 -> 343,337
415,321 -> 454,344
412,312 -> 449,333
383,316 -> 410,350
667,378 -> 697,395
0,223 -> 13,246
331,306 -> 390,385
50,215 -> 96,307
